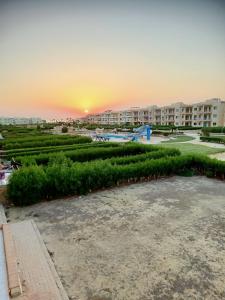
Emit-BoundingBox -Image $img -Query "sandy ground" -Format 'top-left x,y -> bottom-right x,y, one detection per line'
7,177 -> 225,300
209,152 -> 225,161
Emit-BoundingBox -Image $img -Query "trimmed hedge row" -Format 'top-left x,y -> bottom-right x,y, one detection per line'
70,148 -> 180,169
6,142 -> 120,158
106,148 -> 180,165
200,136 -> 225,144
152,130 -> 171,136
202,127 -> 225,134
0,126 -> 46,139
7,154 -> 225,206
17,144 -> 158,165
3,135 -> 92,149
3,133 -> 73,143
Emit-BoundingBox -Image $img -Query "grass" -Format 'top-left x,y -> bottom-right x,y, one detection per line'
161,135 -> 195,143
160,143 -> 225,155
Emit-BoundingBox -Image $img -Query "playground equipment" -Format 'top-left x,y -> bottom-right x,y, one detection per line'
133,125 -> 152,141
93,125 -> 152,142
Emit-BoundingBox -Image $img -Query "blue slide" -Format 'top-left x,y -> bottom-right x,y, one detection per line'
95,125 -> 152,142
132,125 -> 152,141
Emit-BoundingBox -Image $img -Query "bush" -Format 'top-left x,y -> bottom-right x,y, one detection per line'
201,127 -> 225,134
6,142 -> 120,158
107,148 -> 180,165
62,126 -> 68,133
152,130 -> 171,136
7,151 -> 225,206
3,135 -> 92,149
7,166 -> 47,206
17,143 -> 158,165
200,136 -> 225,144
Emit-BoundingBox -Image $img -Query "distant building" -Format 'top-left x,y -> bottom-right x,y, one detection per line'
0,117 -> 45,125
78,98 -> 225,127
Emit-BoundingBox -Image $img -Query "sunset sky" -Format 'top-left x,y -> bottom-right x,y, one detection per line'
1,0 -> 225,119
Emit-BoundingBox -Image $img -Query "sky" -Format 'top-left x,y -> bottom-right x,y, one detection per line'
0,0 -> 225,119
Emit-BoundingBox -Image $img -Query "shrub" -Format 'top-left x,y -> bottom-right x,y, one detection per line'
3,135 -> 92,149
7,166 -> 47,206
6,141 -> 120,158
201,127 -> 225,134
17,143 -> 158,165
62,126 -> 68,133
152,130 -> 171,136
7,152 -> 225,206
200,136 -> 225,144
107,148 -> 180,165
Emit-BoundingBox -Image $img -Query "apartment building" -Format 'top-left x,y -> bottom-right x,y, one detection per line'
0,117 -> 44,125
80,98 -> 225,127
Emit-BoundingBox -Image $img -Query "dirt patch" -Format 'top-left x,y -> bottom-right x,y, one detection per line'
209,153 -> 225,161
7,177 -> 225,300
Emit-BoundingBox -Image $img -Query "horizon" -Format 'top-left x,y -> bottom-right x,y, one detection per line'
1,0 -> 225,119
1,97 -> 224,121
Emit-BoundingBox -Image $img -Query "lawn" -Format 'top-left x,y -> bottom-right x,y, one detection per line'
160,142 -> 225,155
161,135 -> 195,143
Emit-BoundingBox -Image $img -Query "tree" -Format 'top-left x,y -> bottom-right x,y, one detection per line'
61,126 -> 68,133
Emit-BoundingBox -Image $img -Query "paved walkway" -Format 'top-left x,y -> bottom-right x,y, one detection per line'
0,204 -> 69,300
186,133 -> 225,149
0,205 -> 9,300
166,132 -> 225,150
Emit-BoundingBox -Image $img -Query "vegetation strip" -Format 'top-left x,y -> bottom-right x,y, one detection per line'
5,142 -> 120,158
16,143 -> 159,165
7,151 -> 225,206
2,135 -> 92,150
200,136 -> 225,144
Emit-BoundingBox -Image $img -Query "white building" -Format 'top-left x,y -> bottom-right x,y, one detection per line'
0,117 -> 44,125
80,98 -> 225,127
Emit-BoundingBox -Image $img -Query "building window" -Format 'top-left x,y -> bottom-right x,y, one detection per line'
213,122 -> 217,126
213,114 -> 217,118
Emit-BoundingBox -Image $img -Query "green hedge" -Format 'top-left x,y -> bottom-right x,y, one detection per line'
17,144 -> 158,165
3,135 -> 92,149
3,133 -> 72,143
7,153 -> 225,206
8,166 -> 47,206
6,142 -> 120,158
202,127 -> 225,134
0,125 -> 47,139
152,130 -> 171,136
200,136 -> 225,144
106,148 -> 180,165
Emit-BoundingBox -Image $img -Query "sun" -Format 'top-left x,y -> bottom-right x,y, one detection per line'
84,109 -> 89,114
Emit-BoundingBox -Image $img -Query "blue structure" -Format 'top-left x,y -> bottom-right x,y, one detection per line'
133,125 -> 152,141
95,125 -> 152,142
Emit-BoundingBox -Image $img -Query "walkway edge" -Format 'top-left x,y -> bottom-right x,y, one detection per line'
31,220 -> 69,300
